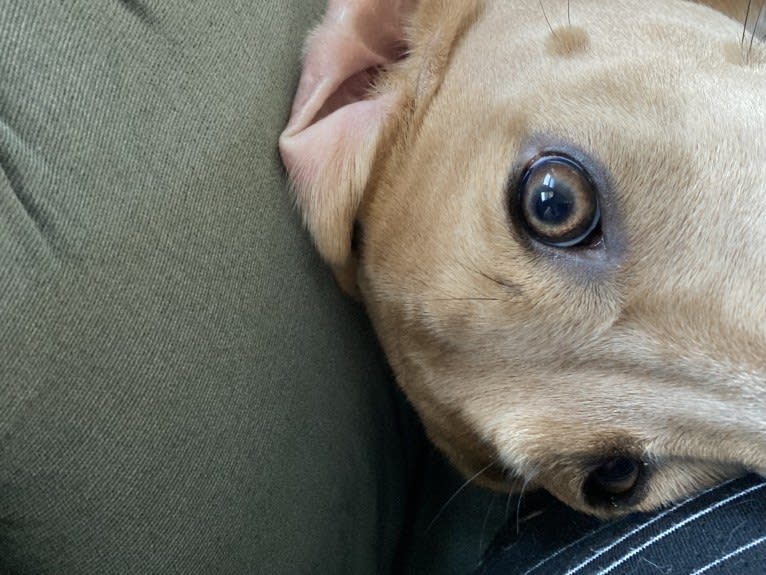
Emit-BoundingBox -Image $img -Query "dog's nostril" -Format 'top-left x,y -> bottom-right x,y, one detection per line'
584,456 -> 642,502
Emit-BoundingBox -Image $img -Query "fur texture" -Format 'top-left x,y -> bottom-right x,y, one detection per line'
280,0 -> 766,517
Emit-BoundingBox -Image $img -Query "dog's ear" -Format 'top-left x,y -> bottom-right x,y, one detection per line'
280,0 -> 484,293
279,0 -> 414,290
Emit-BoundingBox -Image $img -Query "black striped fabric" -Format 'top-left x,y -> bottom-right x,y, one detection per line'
478,475 -> 766,575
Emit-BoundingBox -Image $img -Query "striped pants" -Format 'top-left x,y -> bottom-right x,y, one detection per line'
479,475 -> 766,575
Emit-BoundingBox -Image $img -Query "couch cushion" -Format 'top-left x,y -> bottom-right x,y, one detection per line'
0,1 -> 415,572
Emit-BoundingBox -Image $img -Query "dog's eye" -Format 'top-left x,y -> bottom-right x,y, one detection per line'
518,155 -> 600,248
584,456 -> 642,503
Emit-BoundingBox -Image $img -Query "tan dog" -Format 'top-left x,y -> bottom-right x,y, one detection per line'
280,0 -> 766,518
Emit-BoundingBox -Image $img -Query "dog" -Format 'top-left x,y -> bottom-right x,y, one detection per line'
280,0 -> 766,518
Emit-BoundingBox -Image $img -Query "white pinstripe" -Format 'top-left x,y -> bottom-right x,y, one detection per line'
689,535 -> 766,575
594,482 -> 766,575
559,479 -> 739,575
551,509 -> 676,575
522,522 -> 614,575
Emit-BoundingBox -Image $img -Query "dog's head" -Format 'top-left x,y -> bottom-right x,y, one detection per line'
280,0 -> 766,517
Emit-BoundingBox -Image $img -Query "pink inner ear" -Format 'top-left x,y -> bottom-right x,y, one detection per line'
281,0 -> 415,141
279,0 -> 417,265
279,93 -> 396,198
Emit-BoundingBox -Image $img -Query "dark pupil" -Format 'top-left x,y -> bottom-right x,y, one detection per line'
534,185 -> 574,225
595,457 -> 638,484
584,456 -> 642,506
517,155 -> 599,248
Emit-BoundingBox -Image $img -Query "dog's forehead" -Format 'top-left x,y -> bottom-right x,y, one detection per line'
367,0 -> 766,278
448,0 -> 766,124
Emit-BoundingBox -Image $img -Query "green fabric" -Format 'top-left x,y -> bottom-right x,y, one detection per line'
0,1 -> 415,573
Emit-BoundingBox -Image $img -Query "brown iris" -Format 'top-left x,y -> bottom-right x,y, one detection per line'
519,155 -> 600,247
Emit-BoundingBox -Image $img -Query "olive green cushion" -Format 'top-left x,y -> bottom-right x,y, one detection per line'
0,1 -> 414,572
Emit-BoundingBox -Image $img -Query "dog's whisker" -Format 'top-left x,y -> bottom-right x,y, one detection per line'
748,1 -> 765,61
458,260 -> 522,295
742,0 -> 753,50
516,477 -> 533,535
539,0 -> 558,38
478,494 -> 498,559
426,297 -> 506,302
380,269 -> 514,302
367,296 -> 512,308
567,0 -> 571,27
504,487 -> 515,522
426,459 -> 497,534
